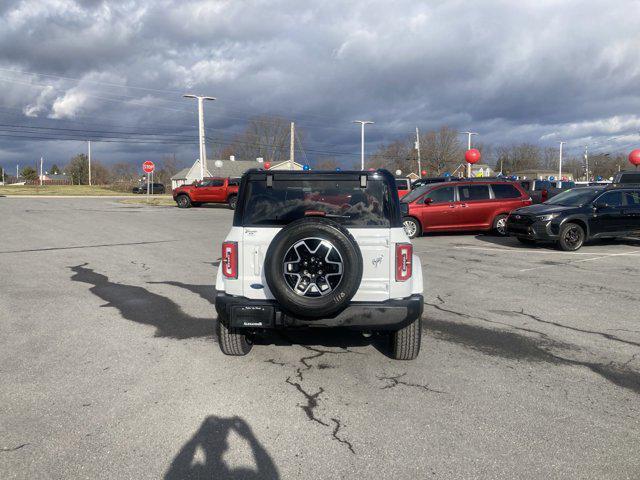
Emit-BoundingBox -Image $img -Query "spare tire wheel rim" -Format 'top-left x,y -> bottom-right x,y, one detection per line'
283,237 -> 343,297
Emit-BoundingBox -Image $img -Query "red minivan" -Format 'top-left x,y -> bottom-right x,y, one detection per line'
401,181 -> 532,238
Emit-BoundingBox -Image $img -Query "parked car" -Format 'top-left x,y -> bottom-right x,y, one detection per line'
506,184 -> 640,251
613,170 -> 640,184
411,177 -> 462,189
172,177 -> 239,209
518,179 -> 573,204
132,183 -> 165,194
214,169 -> 424,360
395,178 -> 411,198
401,180 -> 531,238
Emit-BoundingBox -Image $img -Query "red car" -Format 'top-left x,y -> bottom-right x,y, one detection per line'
401,180 -> 532,238
173,177 -> 240,209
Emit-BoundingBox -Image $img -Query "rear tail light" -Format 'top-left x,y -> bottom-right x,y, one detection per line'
395,243 -> 412,282
222,241 -> 238,278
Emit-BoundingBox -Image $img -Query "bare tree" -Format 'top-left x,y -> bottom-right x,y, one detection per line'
229,116 -> 292,162
421,126 -> 463,175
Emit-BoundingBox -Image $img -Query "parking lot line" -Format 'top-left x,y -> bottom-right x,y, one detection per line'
518,250 -> 640,272
453,246 -> 601,256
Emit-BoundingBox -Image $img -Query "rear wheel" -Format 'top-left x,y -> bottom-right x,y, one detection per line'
228,194 -> 237,210
176,194 -> 191,208
217,320 -> 252,356
402,217 -> 421,239
492,214 -> 508,236
390,317 -> 422,360
557,222 -> 585,251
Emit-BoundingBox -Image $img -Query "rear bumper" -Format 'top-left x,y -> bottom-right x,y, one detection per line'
215,292 -> 424,331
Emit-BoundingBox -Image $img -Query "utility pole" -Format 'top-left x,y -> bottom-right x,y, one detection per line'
584,145 -> 589,181
40,157 -> 43,186
88,140 -> 92,186
16,164 -> 19,181
460,131 -> 478,177
184,94 -> 216,180
415,127 -> 422,175
290,122 -> 295,170
352,120 -> 374,170
558,141 -> 565,180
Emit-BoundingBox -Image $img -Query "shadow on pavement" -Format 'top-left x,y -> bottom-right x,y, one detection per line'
69,264 -> 214,340
165,416 -> 279,480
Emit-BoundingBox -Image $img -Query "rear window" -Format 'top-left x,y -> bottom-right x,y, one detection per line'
618,172 -> 640,183
458,184 -> 490,201
241,179 -> 392,227
491,183 -> 521,199
395,179 -> 409,190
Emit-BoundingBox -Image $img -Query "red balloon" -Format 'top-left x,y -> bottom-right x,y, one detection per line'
465,148 -> 481,164
629,149 -> 640,166
421,170 -> 427,176
264,162 -> 271,169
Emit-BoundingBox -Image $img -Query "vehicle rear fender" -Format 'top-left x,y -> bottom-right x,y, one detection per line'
411,254 -> 423,295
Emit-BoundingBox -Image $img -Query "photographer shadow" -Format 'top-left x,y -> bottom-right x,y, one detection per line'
165,416 -> 279,480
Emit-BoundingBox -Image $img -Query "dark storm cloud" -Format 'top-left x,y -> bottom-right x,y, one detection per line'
1,0 -> 640,170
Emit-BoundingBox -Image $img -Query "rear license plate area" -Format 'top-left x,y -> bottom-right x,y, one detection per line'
229,305 -> 274,328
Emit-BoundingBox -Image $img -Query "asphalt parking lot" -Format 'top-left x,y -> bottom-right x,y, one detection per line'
1,198 -> 639,479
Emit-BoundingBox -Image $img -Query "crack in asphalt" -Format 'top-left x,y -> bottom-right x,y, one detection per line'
264,359 -> 288,367
284,378 -> 328,427
265,342 -> 357,454
330,418 -> 355,454
491,309 -> 640,349
377,373 -> 447,394
1,443 -> 29,452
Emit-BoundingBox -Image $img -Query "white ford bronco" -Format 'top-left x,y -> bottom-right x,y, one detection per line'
214,169 -> 424,359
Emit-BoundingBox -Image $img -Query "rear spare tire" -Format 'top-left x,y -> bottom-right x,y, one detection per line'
264,217 -> 363,318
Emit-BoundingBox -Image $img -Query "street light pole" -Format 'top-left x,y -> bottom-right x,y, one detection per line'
558,141 -> 565,180
460,131 -> 478,177
415,127 -> 422,176
352,120 -> 374,170
184,94 -> 216,180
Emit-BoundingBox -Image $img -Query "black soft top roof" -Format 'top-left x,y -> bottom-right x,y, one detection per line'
242,168 -> 396,183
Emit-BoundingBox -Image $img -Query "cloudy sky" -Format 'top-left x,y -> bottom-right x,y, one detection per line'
1,0 -> 639,172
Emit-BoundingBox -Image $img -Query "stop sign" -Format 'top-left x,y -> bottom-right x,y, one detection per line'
629,149 -> 640,167
143,161 -> 155,173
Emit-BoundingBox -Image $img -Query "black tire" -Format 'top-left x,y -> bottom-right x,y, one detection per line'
557,222 -> 585,251
391,317 -> 422,360
264,217 -> 363,318
216,320 -> 252,356
403,217 -> 421,239
517,237 -> 536,246
228,195 -> 237,210
492,214 -> 508,236
176,194 -> 191,208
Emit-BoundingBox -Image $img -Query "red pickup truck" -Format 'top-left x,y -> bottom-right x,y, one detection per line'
173,177 -> 240,209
